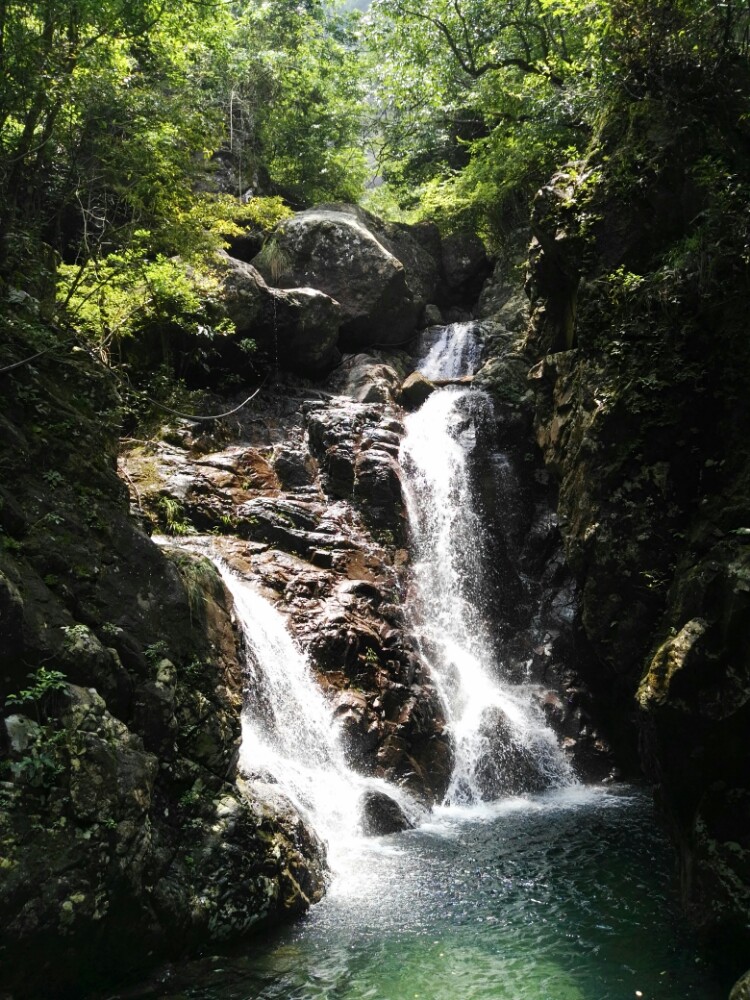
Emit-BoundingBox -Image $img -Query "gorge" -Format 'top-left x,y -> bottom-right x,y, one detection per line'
2,64 -> 750,999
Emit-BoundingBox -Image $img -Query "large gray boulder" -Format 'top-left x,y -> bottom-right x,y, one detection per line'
325,352 -> 408,404
220,253 -> 341,375
251,205 -> 441,350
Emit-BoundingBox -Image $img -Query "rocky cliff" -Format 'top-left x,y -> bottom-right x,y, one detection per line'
0,320 -> 326,998
0,208 -> 486,996
521,90 -> 750,971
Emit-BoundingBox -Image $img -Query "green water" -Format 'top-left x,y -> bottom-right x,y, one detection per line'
130,786 -> 722,1000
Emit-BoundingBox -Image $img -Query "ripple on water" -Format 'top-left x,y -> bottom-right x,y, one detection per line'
129,786 -> 723,1000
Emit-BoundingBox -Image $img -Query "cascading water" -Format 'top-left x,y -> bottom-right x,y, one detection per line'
402,325 -> 574,803
214,562 -> 416,867
414,320 -> 485,380
145,336 -> 723,1000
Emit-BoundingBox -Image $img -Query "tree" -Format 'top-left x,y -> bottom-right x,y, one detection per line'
364,0 -> 593,239
221,0 -> 368,206
0,2 -> 228,260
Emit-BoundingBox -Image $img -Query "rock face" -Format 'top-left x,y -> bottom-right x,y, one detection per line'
0,331 -> 325,997
399,371 -> 436,410
439,231 -> 491,306
251,204 -> 442,350
121,377 -> 452,806
522,95 -> 750,962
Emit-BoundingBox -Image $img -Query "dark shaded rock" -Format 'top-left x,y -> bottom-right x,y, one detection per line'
472,706 -> 550,798
353,449 -> 404,536
360,789 -> 414,836
0,333 -> 327,998
423,303 -> 443,326
224,230 -> 264,263
731,970 -> 750,1000
439,230 -> 491,305
0,564 -> 25,664
273,447 -> 317,489
523,94 -> 750,957
334,689 -> 380,767
221,254 -> 341,375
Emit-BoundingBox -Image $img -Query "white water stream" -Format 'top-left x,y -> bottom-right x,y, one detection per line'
145,327 -> 721,1000
189,321 -> 570,873
415,320 -> 485,379
216,564 -> 417,870
402,323 -> 574,803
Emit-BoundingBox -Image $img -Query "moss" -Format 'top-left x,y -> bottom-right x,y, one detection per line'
638,619 -> 708,710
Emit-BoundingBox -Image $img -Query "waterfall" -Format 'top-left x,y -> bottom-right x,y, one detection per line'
401,332 -> 574,804
216,564 -> 416,863
414,320 -> 485,379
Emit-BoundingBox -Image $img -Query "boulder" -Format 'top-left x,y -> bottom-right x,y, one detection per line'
272,447 -> 317,489
220,254 -> 341,375
360,789 -> 414,836
354,448 -> 404,537
423,303 -> 443,326
325,353 -> 403,404
399,372 -> 436,410
252,205 -> 441,350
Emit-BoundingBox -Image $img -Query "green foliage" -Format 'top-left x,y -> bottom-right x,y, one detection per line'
61,624 -> 90,646
3,723 -> 67,789
144,640 -> 169,666
0,0 -> 230,263
5,668 -> 68,714
192,195 -> 293,241
1,0 -> 366,364
157,496 -> 195,536
363,647 -> 379,666
3,668 -> 69,789
365,0 -> 750,241
364,0 -> 594,238
58,248 -> 233,367
595,0 -> 750,97
224,0 -> 368,205
254,240 -> 293,284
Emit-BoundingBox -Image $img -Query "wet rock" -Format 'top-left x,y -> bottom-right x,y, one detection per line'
472,706 -> 551,798
399,372 -> 436,410
120,373 -> 452,809
325,353 -> 404,404
360,789 -> 414,836
731,970 -> 750,1000
353,449 -> 404,537
334,689 -> 380,767
273,447 -> 317,489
